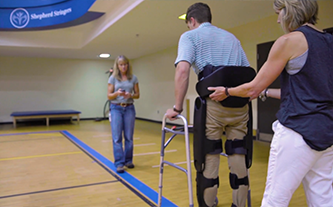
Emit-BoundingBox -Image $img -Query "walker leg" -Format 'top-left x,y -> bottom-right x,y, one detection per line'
159,115 -> 193,207
184,126 -> 194,206
158,131 -> 166,207
247,189 -> 251,207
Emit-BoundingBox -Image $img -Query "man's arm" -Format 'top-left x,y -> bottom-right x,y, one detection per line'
174,61 -> 191,110
165,61 -> 191,120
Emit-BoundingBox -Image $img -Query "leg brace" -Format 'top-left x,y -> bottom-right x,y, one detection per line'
193,97 -> 222,207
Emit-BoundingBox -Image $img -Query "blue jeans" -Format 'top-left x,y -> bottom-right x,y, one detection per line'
110,104 -> 136,167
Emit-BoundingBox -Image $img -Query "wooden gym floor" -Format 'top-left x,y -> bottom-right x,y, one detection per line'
0,119 -> 307,207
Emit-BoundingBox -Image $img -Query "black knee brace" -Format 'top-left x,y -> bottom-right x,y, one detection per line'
225,139 -> 247,156
225,133 -> 253,169
229,173 -> 249,190
225,139 -> 249,190
196,172 -> 219,207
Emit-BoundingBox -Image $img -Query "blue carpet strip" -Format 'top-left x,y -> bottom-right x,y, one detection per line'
61,130 -> 177,207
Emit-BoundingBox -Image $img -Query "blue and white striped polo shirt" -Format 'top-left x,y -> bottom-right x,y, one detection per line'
175,22 -> 249,75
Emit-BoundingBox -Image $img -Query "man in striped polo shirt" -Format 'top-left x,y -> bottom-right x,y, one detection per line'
166,2 -> 250,207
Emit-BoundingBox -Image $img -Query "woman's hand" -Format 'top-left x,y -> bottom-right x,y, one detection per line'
208,86 -> 228,101
123,92 -> 132,99
117,88 -> 126,96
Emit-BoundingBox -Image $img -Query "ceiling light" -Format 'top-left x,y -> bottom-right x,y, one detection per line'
178,14 -> 186,20
99,53 -> 110,58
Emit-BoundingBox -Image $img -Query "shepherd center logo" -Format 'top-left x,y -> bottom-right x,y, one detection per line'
10,8 -> 30,29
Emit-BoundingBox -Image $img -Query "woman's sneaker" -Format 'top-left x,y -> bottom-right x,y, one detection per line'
116,166 -> 124,173
125,163 -> 135,169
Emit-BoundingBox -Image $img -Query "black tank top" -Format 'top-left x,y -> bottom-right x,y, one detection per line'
276,25 -> 333,151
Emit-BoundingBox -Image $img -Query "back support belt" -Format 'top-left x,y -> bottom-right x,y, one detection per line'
196,65 -> 256,108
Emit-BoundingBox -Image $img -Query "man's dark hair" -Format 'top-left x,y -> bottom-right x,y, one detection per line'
186,2 -> 212,23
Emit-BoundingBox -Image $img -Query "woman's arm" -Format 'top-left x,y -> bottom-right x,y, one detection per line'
208,33 -> 299,101
107,84 -> 121,100
259,88 -> 281,100
132,83 -> 140,99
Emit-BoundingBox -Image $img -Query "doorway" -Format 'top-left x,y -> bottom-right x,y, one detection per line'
256,41 -> 280,142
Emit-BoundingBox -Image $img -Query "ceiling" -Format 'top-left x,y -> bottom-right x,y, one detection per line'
0,0 -> 277,60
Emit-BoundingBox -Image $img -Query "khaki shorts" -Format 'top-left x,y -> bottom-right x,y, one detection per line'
205,98 -> 249,141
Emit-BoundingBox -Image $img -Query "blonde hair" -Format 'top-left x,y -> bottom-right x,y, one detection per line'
112,55 -> 133,81
273,0 -> 318,32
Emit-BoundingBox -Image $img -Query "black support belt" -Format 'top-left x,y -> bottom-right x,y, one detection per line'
196,65 -> 256,108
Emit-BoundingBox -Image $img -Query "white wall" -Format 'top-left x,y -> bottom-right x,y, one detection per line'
132,47 -> 182,125
0,57 -> 112,122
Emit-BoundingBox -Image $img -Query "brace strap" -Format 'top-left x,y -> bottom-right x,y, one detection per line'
225,139 -> 247,155
229,173 -> 249,190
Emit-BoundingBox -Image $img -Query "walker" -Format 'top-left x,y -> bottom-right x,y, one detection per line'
158,114 -> 251,207
158,114 -> 193,207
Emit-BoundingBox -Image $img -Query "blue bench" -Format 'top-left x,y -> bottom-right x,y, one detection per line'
10,110 -> 81,128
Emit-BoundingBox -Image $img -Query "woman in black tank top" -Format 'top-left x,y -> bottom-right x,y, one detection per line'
208,0 -> 333,206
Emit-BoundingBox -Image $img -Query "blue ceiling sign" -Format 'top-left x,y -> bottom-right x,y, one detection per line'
0,0 -> 68,8
0,0 -> 98,30
0,11 -> 104,32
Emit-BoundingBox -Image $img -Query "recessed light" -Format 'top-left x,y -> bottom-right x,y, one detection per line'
178,14 -> 186,20
99,53 -> 110,58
